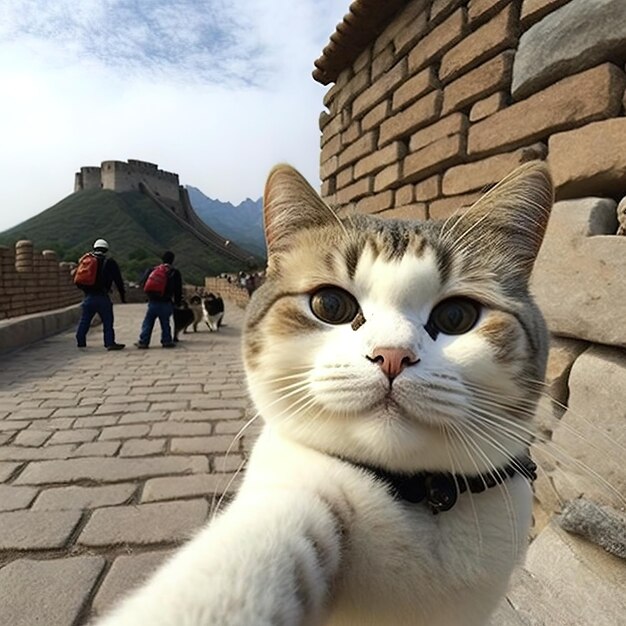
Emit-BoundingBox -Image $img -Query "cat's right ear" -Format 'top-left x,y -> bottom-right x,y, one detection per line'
263,164 -> 336,259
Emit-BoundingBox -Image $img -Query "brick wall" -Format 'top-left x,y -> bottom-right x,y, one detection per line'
318,0 -> 626,220
0,241 -> 81,320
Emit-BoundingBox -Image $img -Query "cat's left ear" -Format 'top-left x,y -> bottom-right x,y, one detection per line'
263,164 -> 337,258
452,161 -> 554,278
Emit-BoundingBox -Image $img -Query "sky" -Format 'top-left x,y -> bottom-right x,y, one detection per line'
0,0 -> 349,231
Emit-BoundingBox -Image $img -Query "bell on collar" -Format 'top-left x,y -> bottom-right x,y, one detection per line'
424,474 -> 458,514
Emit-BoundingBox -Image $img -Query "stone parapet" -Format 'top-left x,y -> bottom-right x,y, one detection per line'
0,241 -> 81,321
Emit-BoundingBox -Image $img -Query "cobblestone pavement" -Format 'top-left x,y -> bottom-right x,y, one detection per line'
0,302 -> 260,626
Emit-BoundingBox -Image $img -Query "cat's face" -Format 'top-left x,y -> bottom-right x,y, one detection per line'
244,164 -> 553,474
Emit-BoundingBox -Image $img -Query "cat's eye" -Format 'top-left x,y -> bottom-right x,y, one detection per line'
428,298 -> 480,336
310,287 -> 360,325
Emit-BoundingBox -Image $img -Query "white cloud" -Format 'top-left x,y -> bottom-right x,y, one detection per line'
0,0 -> 347,231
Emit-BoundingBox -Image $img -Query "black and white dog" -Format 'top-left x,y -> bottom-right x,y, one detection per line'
202,293 -> 224,331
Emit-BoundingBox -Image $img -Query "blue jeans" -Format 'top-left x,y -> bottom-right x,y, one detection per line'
76,294 -> 115,347
139,301 -> 173,346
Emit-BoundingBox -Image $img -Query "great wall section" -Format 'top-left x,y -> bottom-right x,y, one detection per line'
75,159 -> 256,266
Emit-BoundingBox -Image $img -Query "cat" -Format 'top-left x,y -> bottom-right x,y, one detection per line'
95,161 -> 553,626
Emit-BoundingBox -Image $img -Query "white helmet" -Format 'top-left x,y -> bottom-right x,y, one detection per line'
93,238 -> 109,251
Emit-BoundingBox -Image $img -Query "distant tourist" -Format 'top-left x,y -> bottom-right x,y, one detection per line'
135,251 -> 183,349
74,238 -> 126,350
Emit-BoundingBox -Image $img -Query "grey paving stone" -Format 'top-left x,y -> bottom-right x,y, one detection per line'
78,499 -> 208,546
0,485 -> 39,511
213,454 -> 247,473
142,472 -> 242,502
73,415 -> 118,428
71,441 -> 121,457
0,509 -> 82,549
0,462 -> 22,483
118,411 -> 168,424
170,408 -> 244,422
189,398 -> 248,409
0,444 -> 76,461
12,429 -> 52,446
14,455 -> 208,485
119,438 -> 166,457
47,428 -> 99,445
0,556 -> 105,626
0,420 -> 30,432
99,424 -> 150,440
170,435 -> 236,454
92,550 -> 174,616
150,421 -> 213,437
32,483 -> 136,510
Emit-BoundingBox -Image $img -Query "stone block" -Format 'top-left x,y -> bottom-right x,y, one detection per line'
379,91 -> 442,146
0,485 -> 38,511
402,133 -> 466,184
429,192 -> 483,220
354,141 -> 407,180
99,424 -> 150,440
0,557 -> 105,626
334,67 -> 370,113
549,118 -> 626,199
409,113 -> 468,152
353,59 -> 407,119
429,0 -> 464,25
341,120 -> 361,147
374,164 -> 403,193
0,444 -> 76,461
0,461 -> 22,482
78,499 -> 208,546
335,166 -> 353,190
442,143 -> 547,195
380,204 -> 428,221
142,473 -> 242,502
513,0 -> 626,99
392,67 -> 438,111
469,91 -> 507,122
442,51 -> 514,114
393,7 -> 428,57
356,191 -> 395,214
14,455 -> 209,485
531,197 -> 626,346
0,509 -> 82,549
468,0 -> 513,26
468,63 -> 625,157
170,435 -> 234,455
408,9 -> 466,74
337,132 -> 377,169
522,522 -> 626,625
520,0 -> 572,28
371,46 -> 394,81
92,551 -> 173,616
415,175 -> 441,201
13,429 -> 51,446
440,4 -> 517,82
150,421 -> 213,437
120,438 -> 166,457
48,428 -> 99,445
549,346 -> 626,508
335,177 -> 373,205
362,100 -> 391,132
32,483 -> 136,510
72,441 -> 121,457
213,453 -> 247,472
320,134 -> 341,164
395,184 -> 415,206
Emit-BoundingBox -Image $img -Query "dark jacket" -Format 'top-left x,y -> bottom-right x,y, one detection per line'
81,253 -> 126,301
141,264 -> 183,306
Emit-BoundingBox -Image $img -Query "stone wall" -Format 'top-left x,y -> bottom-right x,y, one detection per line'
317,0 -> 626,220
0,241 -> 81,320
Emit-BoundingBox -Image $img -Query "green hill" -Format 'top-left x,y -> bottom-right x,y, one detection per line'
0,189 -> 249,284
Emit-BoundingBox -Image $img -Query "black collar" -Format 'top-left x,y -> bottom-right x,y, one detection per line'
342,454 -> 537,515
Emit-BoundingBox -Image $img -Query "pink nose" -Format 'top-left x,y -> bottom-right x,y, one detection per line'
368,347 -> 419,380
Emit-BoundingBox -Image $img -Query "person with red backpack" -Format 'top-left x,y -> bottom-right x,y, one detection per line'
74,238 -> 126,350
135,251 -> 182,349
